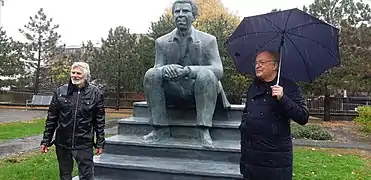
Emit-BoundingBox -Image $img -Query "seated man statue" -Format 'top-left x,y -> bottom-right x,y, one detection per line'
142,0 -> 230,147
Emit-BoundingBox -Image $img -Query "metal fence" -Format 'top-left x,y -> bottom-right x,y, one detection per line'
0,90 -> 34,104
239,96 -> 367,120
240,96 -> 370,113
1,90 -> 370,112
0,90 -> 145,108
306,96 -> 371,112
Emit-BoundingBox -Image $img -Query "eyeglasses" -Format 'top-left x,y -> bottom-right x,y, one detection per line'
253,60 -> 274,66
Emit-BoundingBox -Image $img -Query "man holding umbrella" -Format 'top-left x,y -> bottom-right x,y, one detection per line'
239,50 -> 309,179
227,8 -> 340,180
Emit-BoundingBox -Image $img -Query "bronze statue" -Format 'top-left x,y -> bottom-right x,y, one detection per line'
142,0 -> 230,147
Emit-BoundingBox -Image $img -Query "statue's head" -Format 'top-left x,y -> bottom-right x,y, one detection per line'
172,0 -> 199,32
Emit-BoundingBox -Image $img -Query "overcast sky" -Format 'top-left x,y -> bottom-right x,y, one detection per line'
1,0 -> 329,46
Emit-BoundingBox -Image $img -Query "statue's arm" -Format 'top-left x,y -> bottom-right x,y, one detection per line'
154,40 -> 165,68
187,37 -> 223,80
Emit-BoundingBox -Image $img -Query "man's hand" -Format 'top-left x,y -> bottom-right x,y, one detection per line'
40,145 -> 48,153
163,64 -> 183,80
95,148 -> 104,155
271,85 -> 284,100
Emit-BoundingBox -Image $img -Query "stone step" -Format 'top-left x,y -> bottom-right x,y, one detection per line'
104,135 -> 240,163
133,101 -> 244,121
73,176 -> 114,180
118,117 -> 241,140
92,153 -> 242,180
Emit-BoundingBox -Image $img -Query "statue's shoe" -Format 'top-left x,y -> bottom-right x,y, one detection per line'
142,127 -> 170,142
198,128 -> 214,148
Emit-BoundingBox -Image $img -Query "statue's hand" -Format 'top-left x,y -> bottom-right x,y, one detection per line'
176,66 -> 191,78
163,64 -> 183,80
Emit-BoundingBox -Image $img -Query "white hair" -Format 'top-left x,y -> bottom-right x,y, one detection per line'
71,62 -> 91,82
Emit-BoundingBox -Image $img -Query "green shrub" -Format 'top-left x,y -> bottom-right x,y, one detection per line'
354,106 -> 371,133
291,123 -> 333,140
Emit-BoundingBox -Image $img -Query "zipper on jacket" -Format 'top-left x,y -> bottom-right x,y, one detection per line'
72,90 -> 80,148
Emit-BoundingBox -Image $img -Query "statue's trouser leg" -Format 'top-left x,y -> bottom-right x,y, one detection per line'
143,68 -> 168,126
194,69 -> 219,127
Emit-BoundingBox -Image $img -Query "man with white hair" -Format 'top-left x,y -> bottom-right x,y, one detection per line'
40,62 -> 105,180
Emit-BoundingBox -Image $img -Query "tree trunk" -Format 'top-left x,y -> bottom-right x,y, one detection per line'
34,35 -> 42,95
323,94 -> 331,121
115,77 -> 120,111
115,53 -> 121,110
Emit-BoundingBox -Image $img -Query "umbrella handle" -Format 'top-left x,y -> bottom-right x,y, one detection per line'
276,44 -> 283,86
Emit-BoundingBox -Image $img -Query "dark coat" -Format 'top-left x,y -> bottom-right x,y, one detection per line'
41,80 -> 105,150
239,76 -> 309,180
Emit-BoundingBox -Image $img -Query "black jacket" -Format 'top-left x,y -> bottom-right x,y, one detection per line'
41,81 -> 105,150
239,76 -> 309,180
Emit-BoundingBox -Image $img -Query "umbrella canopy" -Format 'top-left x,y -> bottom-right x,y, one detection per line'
227,8 -> 341,83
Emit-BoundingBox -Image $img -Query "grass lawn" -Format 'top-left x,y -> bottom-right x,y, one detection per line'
293,147 -> 371,179
0,147 -> 369,180
0,147 -> 77,180
0,118 -> 46,141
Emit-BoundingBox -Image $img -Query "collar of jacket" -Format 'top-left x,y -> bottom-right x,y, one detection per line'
67,79 -> 89,95
254,75 -> 278,87
170,26 -> 197,42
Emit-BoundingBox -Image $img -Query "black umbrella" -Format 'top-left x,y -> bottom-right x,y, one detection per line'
227,8 -> 341,84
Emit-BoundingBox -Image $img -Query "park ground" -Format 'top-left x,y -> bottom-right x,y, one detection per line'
0,107 -> 370,180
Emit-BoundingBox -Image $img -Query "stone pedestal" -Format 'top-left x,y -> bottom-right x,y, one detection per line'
77,102 -> 245,180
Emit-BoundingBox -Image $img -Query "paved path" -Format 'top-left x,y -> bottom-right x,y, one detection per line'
0,109 -> 47,123
0,108 -> 132,124
0,126 -> 118,158
0,107 -> 129,158
293,139 -> 371,151
0,118 -> 119,158
0,134 -> 42,158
